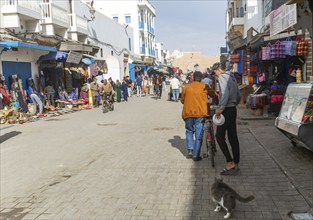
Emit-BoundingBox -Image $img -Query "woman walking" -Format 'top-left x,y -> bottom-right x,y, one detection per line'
116,79 -> 122,102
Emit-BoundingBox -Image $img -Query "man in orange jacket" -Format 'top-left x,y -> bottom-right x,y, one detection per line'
181,71 -> 217,161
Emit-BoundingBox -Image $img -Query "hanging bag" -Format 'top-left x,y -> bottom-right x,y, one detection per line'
230,51 -> 240,63
282,37 -> 296,56
270,40 -> 285,59
296,36 -> 309,56
262,43 -> 271,60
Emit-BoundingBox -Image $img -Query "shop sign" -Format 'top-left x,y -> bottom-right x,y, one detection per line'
66,51 -> 82,64
270,3 -> 297,37
144,57 -> 153,64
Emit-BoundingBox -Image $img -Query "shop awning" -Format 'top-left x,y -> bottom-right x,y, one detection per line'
0,41 -> 57,52
37,51 -> 68,62
59,42 -> 99,53
82,54 -> 105,61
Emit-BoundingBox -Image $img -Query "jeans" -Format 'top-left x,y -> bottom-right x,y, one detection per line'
136,85 -> 142,97
30,94 -> 43,114
172,89 -> 179,101
185,117 -> 204,158
215,107 -> 240,164
127,87 -> 132,97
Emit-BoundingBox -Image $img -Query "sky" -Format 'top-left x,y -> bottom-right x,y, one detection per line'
151,0 -> 228,56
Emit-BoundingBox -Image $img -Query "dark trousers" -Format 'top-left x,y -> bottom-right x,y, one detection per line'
215,107 -> 240,164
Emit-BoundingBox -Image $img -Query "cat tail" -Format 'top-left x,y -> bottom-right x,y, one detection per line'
235,194 -> 255,203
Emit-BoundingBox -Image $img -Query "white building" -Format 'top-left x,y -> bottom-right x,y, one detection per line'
94,0 -> 156,65
0,0 -> 134,86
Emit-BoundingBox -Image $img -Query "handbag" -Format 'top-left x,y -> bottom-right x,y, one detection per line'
282,37 -> 296,56
262,43 -> 271,60
296,36 -> 308,56
230,52 -> 240,63
270,40 -> 285,59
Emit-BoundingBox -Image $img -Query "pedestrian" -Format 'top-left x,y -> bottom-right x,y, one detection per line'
108,77 -> 116,102
215,61 -> 241,175
27,78 -> 44,116
126,76 -> 132,97
143,76 -> 149,96
90,77 -> 99,107
122,78 -> 128,102
181,71 -> 217,161
170,76 -> 180,102
44,82 -> 55,106
136,75 -> 143,97
116,79 -> 122,103
158,74 -> 163,99
99,79 -> 113,103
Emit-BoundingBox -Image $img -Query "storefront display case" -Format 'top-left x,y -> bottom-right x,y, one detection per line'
275,83 -> 313,151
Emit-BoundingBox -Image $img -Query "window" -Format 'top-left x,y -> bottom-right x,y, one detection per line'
113,16 -> 118,22
125,16 -> 131,24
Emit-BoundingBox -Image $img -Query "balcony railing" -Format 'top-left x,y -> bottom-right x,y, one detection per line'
1,0 -> 41,19
69,14 -> 88,34
41,2 -> 69,26
228,17 -> 244,31
138,0 -> 155,14
2,0 -> 41,12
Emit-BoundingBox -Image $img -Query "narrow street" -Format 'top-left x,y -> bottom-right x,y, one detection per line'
1,93 -> 313,220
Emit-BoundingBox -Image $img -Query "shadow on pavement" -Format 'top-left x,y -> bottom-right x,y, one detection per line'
0,131 -> 22,144
168,135 -> 186,156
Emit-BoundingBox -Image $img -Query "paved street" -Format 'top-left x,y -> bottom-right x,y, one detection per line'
1,92 -> 313,220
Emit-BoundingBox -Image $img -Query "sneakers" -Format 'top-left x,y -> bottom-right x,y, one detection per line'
186,150 -> 193,159
193,157 -> 202,162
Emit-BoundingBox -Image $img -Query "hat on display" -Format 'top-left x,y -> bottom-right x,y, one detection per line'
213,114 -> 225,126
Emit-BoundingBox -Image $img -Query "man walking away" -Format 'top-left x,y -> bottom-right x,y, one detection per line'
136,75 -> 143,97
215,61 -> 241,175
181,71 -> 217,161
170,76 -> 180,102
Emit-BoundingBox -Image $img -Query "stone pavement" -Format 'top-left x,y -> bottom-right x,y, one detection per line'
1,93 -> 313,220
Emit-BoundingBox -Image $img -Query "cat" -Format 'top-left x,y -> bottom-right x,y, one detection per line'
211,178 -> 255,219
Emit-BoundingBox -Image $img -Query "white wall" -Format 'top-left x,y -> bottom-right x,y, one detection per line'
0,48 -> 49,82
243,0 -> 263,38
85,10 -> 134,81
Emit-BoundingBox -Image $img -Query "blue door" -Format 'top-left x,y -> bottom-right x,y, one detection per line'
2,61 -> 32,90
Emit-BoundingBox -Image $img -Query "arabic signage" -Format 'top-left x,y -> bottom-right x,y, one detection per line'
270,3 -> 297,37
66,51 -> 82,64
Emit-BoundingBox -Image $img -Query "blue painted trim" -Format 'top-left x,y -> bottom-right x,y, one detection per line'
0,41 -> 57,52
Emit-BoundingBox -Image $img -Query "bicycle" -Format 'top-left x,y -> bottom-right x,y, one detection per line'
202,105 -> 219,167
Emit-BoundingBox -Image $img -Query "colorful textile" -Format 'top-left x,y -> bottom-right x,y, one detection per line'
296,36 -> 308,56
270,40 -> 285,59
282,40 -> 296,56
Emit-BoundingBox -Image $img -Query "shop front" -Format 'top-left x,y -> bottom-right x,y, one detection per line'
244,32 -> 311,116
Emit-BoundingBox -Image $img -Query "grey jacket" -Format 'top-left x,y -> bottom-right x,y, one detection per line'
218,71 -> 241,109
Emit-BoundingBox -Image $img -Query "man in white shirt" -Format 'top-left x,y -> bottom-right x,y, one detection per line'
170,76 -> 180,102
